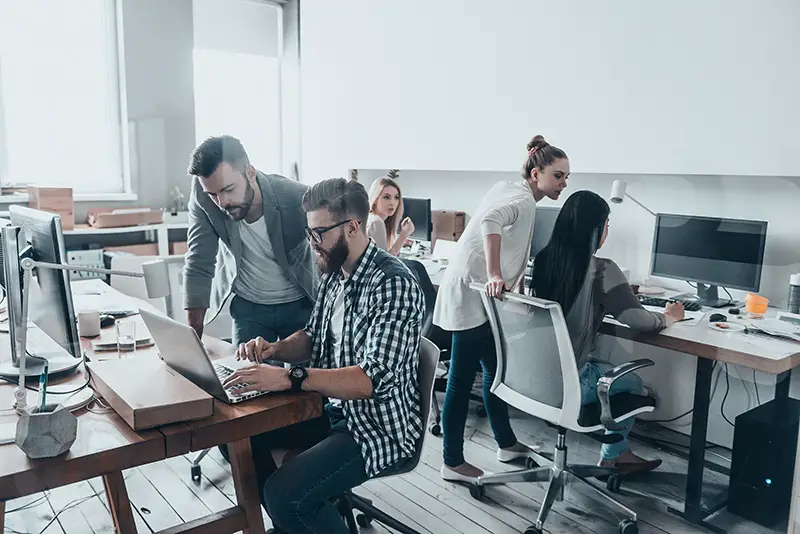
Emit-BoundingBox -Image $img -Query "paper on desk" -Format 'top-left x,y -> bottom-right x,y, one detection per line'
642,305 -> 705,326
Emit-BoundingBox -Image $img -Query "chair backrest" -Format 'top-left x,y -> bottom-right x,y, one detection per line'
470,283 -> 585,431
400,259 -> 436,338
377,336 -> 439,478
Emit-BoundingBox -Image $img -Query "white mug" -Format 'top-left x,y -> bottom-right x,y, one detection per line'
78,309 -> 101,338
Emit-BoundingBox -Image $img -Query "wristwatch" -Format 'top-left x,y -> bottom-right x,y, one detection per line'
288,366 -> 308,392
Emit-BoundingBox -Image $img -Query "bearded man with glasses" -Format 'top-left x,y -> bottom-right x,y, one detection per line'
223,177 -> 425,534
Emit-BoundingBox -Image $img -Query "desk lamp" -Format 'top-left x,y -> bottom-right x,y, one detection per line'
610,180 -> 655,216
12,258 -> 170,413
608,180 -> 665,294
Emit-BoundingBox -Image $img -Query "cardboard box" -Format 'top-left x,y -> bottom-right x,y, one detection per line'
105,243 -> 160,256
432,210 -> 465,246
87,208 -> 163,229
28,186 -> 74,230
169,241 -> 188,255
88,357 -> 213,430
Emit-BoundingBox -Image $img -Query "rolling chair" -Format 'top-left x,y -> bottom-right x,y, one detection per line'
401,259 -> 485,437
466,283 -> 656,534
267,337 -> 440,534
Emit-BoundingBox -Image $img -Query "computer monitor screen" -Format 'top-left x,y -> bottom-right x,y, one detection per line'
402,197 -> 432,242
10,206 -> 81,358
650,213 -> 767,306
530,207 -> 560,258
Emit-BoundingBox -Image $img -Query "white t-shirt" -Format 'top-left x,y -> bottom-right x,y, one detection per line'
328,280 -> 346,407
233,216 -> 306,305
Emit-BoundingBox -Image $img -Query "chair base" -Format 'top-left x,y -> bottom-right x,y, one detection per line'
472,433 -> 638,533
338,492 -> 424,534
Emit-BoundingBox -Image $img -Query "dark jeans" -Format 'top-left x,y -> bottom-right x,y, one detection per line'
442,321 -> 517,467
230,294 -> 313,346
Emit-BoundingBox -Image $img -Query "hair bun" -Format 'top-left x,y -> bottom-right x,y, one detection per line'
527,135 -> 548,153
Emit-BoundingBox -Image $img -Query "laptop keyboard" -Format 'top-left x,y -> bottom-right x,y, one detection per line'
214,364 -> 251,393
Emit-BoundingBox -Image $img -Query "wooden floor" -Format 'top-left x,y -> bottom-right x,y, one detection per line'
3,395 -> 784,534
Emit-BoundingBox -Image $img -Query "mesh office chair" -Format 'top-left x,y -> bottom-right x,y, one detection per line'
467,283 -> 656,534
401,258 -> 485,437
267,337 -> 440,534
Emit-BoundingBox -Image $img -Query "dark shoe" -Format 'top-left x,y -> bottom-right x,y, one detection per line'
615,458 -> 662,476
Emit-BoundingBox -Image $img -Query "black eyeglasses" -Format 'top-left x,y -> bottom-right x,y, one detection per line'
304,219 -> 353,244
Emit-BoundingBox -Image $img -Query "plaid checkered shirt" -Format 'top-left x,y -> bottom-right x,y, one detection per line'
303,240 -> 425,476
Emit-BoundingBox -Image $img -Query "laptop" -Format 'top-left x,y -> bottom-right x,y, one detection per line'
139,308 -> 267,404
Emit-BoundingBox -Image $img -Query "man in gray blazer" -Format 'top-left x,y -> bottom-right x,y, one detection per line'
183,135 -> 316,348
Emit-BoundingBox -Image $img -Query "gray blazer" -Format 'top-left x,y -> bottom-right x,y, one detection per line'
183,171 -> 317,323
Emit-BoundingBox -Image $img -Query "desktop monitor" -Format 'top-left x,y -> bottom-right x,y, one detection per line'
402,197 -> 432,242
530,207 -> 560,258
650,213 -> 768,307
9,206 -> 81,366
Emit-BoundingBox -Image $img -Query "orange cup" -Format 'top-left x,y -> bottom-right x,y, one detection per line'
745,293 -> 769,318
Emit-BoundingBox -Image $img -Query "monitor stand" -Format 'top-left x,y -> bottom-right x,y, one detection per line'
673,283 -> 732,308
0,327 -> 83,379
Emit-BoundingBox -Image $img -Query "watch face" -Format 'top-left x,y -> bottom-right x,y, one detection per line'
291,367 -> 304,379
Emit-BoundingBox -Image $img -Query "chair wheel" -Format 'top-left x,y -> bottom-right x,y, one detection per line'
469,483 -> 485,501
525,457 -> 539,469
619,519 -> 638,534
606,474 -> 622,493
524,527 -> 543,534
476,405 -> 487,417
356,513 -> 373,527
430,423 -> 442,436
191,465 -> 201,482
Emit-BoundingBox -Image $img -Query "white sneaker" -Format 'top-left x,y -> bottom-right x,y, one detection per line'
496,442 -> 540,463
440,464 -> 483,483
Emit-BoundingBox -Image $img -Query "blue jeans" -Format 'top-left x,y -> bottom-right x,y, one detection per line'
579,361 -> 644,461
230,295 -> 313,346
442,322 -> 517,467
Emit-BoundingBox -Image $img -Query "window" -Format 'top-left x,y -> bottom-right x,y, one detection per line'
192,0 -> 282,173
0,0 -> 127,194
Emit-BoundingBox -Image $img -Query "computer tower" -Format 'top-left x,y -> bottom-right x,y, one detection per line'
728,397 -> 800,526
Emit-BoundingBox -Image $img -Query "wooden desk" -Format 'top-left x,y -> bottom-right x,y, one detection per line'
0,280 -> 323,534
601,313 -> 800,532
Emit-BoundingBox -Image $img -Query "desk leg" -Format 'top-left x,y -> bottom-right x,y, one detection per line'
668,358 -> 727,534
776,370 -> 792,399
230,438 -> 267,534
103,471 -> 138,534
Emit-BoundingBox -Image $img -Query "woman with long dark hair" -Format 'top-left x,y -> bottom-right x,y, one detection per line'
528,190 -> 684,474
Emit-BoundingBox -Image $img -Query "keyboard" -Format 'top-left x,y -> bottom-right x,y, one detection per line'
214,364 -> 250,392
100,309 -> 137,318
637,295 -> 702,312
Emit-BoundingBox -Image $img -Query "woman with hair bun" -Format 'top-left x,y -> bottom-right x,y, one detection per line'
433,135 -> 571,482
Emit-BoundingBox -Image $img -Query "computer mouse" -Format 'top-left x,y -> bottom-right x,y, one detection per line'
100,314 -> 116,328
709,313 -> 727,323
728,307 -> 740,315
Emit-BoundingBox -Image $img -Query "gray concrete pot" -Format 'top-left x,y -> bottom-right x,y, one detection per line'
15,403 -> 78,459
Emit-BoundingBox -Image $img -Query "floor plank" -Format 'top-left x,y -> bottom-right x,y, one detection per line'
138,460 -> 212,523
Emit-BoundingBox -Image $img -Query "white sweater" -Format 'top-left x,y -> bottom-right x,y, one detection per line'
433,180 -> 536,331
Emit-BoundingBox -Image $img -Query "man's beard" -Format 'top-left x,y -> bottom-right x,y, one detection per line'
224,179 -> 255,221
314,233 -> 349,274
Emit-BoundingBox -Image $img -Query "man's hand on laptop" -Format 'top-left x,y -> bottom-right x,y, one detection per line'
222,364 -> 290,395
236,336 -> 276,364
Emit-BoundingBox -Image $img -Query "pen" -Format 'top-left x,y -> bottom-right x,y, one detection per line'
39,362 -> 49,411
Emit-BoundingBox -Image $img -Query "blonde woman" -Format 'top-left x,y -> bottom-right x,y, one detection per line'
366,177 -> 415,256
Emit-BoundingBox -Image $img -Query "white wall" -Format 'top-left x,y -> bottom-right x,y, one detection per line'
357,168 -> 800,447
301,0 -> 800,181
